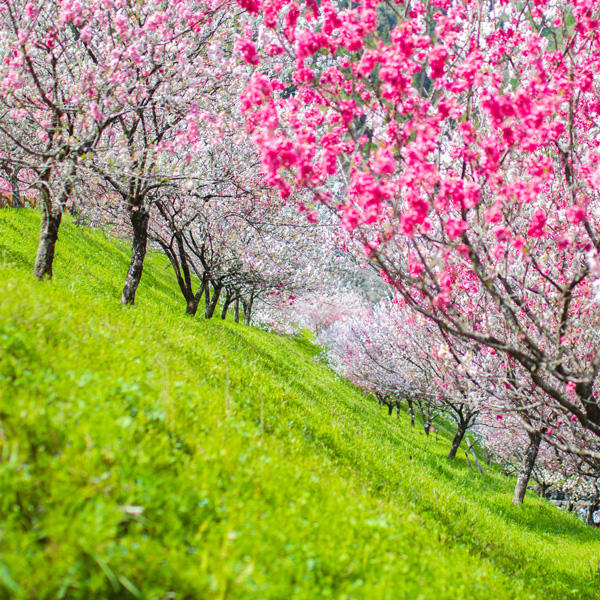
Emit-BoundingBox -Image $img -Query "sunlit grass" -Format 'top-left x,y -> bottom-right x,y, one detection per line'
0,209 -> 598,599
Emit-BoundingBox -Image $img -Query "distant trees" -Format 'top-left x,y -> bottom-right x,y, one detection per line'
0,0 -> 260,304
2,0 -> 600,521
242,0 -> 600,482
319,298 -> 486,455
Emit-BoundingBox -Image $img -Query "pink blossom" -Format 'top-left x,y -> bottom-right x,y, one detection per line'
429,45 -> 448,79
566,205 -> 585,225
446,219 -> 468,240
527,209 -> 546,238
237,38 -> 259,65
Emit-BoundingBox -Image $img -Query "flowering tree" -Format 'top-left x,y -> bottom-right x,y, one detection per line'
479,408 -> 600,514
148,167 -> 337,322
319,298 -> 488,453
63,0 -> 250,304
0,0 -> 250,306
241,0 -> 600,467
0,1 -> 104,278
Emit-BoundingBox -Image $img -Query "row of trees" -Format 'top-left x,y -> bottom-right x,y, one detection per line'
2,0 -> 600,526
317,294 -> 599,510
239,0 -> 600,512
0,0 -> 338,321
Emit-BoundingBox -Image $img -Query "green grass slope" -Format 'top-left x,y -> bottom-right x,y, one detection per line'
0,209 -> 599,600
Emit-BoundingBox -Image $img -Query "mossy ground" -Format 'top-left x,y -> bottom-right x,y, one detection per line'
0,209 -> 599,599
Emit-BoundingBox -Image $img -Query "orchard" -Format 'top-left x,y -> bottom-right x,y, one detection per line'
2,0 -> 600,595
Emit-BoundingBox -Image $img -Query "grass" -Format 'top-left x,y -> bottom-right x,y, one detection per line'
0,208 -> 599,599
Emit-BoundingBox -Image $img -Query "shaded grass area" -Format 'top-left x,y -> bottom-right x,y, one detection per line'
0,209 -> 599,599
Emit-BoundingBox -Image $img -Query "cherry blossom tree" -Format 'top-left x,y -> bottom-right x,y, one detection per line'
0,0 -> 252,306
319,297 -> 489,452
479,408 -> 600,513
241,0 -> 600,467
0,0 -> 105,278
64,0 -> 250,304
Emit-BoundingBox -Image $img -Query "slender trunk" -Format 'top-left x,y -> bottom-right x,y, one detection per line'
423,422 -> 431,436
465,451 -> 474,474
407,398 -> 415,427
387,402 -> 393,416
186,296 -> 200,316
205,283 -> 222,319
448,422 -> 467,459
34,167 -> 73,280
467,438 -> 484,475
512,431 -> 541,505
243,296 -> 254,326
221,290 -> 232,320
204,276 -> 211,314
34,205 -> 62,280
587,499 -> 599,526
121,205 -> 149,306
10,171 -> 21,208
184,284 -> 204,316
234,298 -> 240,323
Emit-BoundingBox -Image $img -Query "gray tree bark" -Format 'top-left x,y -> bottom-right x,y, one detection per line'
407,398 -> 415,427
512,431 -> 541,505
587,498 -> 599,526
234,298 -> 240,323
221,290 -> 233,320
205,283 -> 222,319
9,169 -> 21,208
34,206 -> 62,280
243,296 -> 254,325
121,205 -> 149,305
33,167 -> 75,280
448,422 -> 468,459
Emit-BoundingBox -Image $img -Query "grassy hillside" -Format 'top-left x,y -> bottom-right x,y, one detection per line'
0,209 -> 599,600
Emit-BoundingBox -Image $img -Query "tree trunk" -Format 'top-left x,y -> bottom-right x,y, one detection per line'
33,165 -> 76,279
467,438 -> 484,475
512,431 -> 541,505
387,402 -> 393,416
407,398 -> 415,427
121,205 -> 149,306
188,286 -> 205,316
221,290 -> 233,320
587,499 -> 599,526
34,206 -> 62,280
10,171 -> 21,208
234,298 -> 240,323
243,296 -> 254,325
448,422 -> 467,459
186,296 -> 200,316
204,276 -> 211,314
205,283 -> 222,319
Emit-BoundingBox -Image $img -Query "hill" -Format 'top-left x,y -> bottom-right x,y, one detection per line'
0,209 -> 599,599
